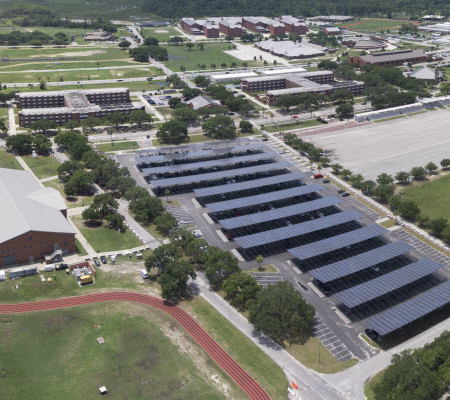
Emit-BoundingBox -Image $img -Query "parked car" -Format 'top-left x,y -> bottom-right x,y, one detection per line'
100,256 -> 107,264
94,259 -> 101,266
337,189 -> 345,194
110,255 -> 117,262
342,192 -> 350,197
365,329 -> 379,341
314,174 -> 323,179
140,269 -> 149,279
262,138 -> 268,141
56,263 -> 68,270
322,179 -> 330,183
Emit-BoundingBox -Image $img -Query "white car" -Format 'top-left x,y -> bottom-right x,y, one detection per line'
110,255 -> 116,262
279,150 -> 286,154
140,269 -> 149,279
179,220 -> 191,225
192,229 -> 203,238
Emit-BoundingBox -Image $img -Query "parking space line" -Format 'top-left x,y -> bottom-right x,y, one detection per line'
332,348 -> 349,356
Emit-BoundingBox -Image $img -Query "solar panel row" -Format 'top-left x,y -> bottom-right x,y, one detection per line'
206,184 -> 323,213
142,152 -> 275,175
335,259 -> 443,308
194,172 -> 306,197
150,161 -> 291,187
234,209 -> 363,249
218,196 -> 342,230
288,224 -> 388,261
310,241 -> 415,283
365,280 -> 450,336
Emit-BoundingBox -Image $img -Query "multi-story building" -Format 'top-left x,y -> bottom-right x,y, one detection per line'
180,18 -> 219,37
242,16 -> 286,35
349,49 -> 427,66
0,168 -> 76,267
84,30 -> 115,42
203,24 -> 220,38
279,16 -> 308,34
219,19 -> 244,37
16,88 -> 145,128
241,71 -> 364,105
316,15 -> 354,23
256,40 -> 326,59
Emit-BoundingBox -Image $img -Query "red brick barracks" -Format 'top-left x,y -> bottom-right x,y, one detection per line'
349,49 -> 427,66
16,88 -> 145,128
241,70 -> 365,105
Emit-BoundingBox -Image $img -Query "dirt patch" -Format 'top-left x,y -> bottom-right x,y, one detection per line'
29,50 -> 106,58
155,30 -> 169,33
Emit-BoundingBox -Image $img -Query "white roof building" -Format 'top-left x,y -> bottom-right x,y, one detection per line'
256,40 -> 326,59
409,66 -> 444,80
211,72 -> 258,83
186,96 -> 222,110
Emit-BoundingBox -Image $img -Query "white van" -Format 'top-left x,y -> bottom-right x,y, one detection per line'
140,269 -> 149,279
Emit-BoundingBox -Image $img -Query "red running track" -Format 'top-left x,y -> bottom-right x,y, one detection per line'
0,292 -> 271,400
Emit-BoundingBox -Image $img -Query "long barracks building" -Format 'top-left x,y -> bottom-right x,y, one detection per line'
241,71 -> 365,105
16,88 -> 145,128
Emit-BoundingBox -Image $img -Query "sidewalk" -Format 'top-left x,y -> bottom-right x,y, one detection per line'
136,93 -> 165,121
8,107 -> 16,136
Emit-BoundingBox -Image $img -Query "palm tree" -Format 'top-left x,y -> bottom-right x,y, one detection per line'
256,255 -> 264,271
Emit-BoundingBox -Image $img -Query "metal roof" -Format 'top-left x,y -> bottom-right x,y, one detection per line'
234,209 -> 363,249
288,224 -> 388,261
150,162 -> 291,187
194,172 -> 305,197
206,184 -> 322,213
219,196 -> 342,230
136,143 -> 262,164
365,280 -> 450,336
359,49 -> 425,64
335,259 -> 443,309
143,152 -> 275,175
310,241 -> 415,283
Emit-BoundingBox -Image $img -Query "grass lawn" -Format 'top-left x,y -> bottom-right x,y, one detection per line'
75,238 -> 88,256
360,333 -> 382,350
0,60 -> 143,72
364,370 -> 385,400
379,219 -> 396,228
142,27 -> 182,42
180,296 -> 288,400
162,43 -> 242,72
263,119 -> 325,133
400,173 -> 450,222
71,215 -> 142,252
0,150 -> 23,170
0,302 -> 244,400
22,154 -> 60,179
286,336 -> 359,374
340,18 -> 417,31
0,107 -> 8,118
43,178 -> 95,209
96,141 -> 140,152
245,264 -> 278,274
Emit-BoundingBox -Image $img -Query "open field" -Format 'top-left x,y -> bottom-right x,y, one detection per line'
43,178 -> 95,209
340,18 -> 418,31
306,108 -> 450,180
71,215 -> 142,252
400,172 -> 450,222
96,141 -> 140,152
0,66 -> 157,83
0,60 -> 142,71
162,43 -> 242,72
22,154 -> 60,179
0,302 -> 244,400
0,150 -> 23,170
143,27 -> 182,42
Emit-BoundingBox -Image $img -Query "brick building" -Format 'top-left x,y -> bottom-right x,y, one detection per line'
180,18 -> 220,37
349,49 -> 427,66
242,17 -> 286,35
279,16 -> 308,34
219,19 -> 244,37
203,24 -> 220,38
0,168 -> 76,267
241,71 -> 364,105
16,88 -> 145,128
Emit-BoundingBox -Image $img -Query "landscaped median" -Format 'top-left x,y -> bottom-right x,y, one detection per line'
0,150 -> 23,170
262,118 -> 326,133
95,140 -> 140,153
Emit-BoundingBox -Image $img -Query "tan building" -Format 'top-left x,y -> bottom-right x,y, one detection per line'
84,30 -> 115,42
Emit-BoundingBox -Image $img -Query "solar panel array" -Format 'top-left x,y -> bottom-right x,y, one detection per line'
310,241 -> 415,283
219,196 -> 342,230
234,209 -> 363,249
335,259 -> 443,308
206,184 -> 323,213
142,152 -> 275,175
194,172 -> 306,197
365,280 -> 450,336
288,224 -> 388,261
136,143 -> 263,164
150,161 -> 291,187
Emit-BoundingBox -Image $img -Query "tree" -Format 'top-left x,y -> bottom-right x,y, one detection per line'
118,40 -> 131,48
255,255 -> 264,271
374,184 -> 395,203
168,97 -> 181,108
54,130 -> 83,148
156,119 -> 189,145
29,119 -> 57,135
398,200 -> 421,221
330,89 -> 353,103
0,117 -> 8,135
154,212 -> 178,237
204,247 -> 239,288
81,117 -> 98,134
222,273 -> 261,309
395,171 -> 410,184
440,159 -> 450,169
377,172 -> 394,185
144,37 -> 159,46
224,35 -> 234,41
82,150 -> 102,169
249,281 -> 315,341
81,207 -> 101,224
202,115 -> 236,140
194,75 -> 210,88
441,226 -> 450,243
340,169 -> 352,181
239,120 -> 253,134
129,110 -> 152,128
429,218 -> 448,237
360,180 -> 376,195
106,175 -> 135,196
425,162 -> 438,174
182,87 -> 202,100
350,173 -> 364,189
410,166 -> 426,180
106,213 -> 125,231
105,112 -> 128,131
185,42 -> 194,51
145,242 -> 181,275
172,106 -> 198,125
64,120 -> 79,130
274,95 -> 297,112
158,258 -> 196,299
330,163 -> 343,174
129,195 -> 164,223
90,193 -> 119,218
32,134 -> 51,155
64,170 -> 94,196
57,160 -> 82,181
335,102 -> 354,116
5,134 -> 33,155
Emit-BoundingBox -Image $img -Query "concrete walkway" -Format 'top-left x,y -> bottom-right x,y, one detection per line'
8,107 -> 16,136
136,93 -> 165,121
39,175 -> 58,183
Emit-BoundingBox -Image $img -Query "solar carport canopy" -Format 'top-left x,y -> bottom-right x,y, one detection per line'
142,152 -> 275,175
194,172 -> 306,197
206,184 -> 323,213
150,162 -> 291,187
219,196 -> 342,230
136,143 -> 263,164
310,241 -> 415,283
289,224 -> 388,261
335,258 -> 443,309
234,209 -> 363,249
365,280 -> 450,336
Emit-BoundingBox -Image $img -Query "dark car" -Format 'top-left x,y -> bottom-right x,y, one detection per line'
337,189 -> 345,194
342,192 -> 350,197
100,256 -> 107,264
94,259 -> 101,266
322,179 -> 330,183
365,329 -> 379,341
262,137 -> 269,141
56,263 -> 68,270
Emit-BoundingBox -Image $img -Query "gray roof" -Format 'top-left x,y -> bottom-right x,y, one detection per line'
186,96 -> 222,110
0,168 -> 75,242
16,88 -> 129,98
409,66 -> 444,80
358,49 -> 426,64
